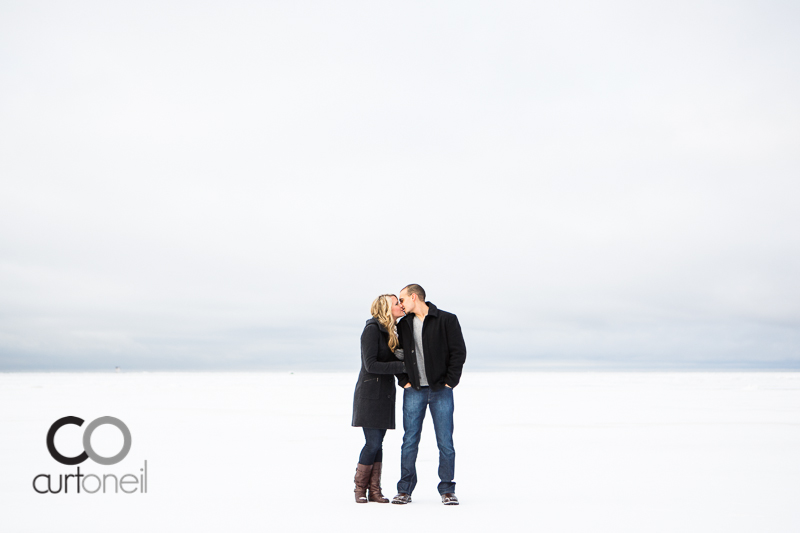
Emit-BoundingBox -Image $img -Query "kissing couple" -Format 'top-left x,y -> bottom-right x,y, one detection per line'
351,284 -> 467,506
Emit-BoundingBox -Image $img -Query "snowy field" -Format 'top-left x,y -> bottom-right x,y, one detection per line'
1,371 -> 799,532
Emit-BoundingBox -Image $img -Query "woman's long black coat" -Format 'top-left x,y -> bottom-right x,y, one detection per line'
352,318 -> 405,429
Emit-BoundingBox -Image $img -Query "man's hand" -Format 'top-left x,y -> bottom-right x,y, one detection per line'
445,384 -> 452,388
403,383 -> 412,388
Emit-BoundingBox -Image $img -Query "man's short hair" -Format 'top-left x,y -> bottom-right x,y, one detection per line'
402,284 -> 426,302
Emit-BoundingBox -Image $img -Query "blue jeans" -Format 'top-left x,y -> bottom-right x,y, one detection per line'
397,386 -> 456,495
359,428 -> 386,465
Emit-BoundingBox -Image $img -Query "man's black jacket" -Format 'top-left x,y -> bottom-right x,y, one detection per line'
396,302 -> 467,390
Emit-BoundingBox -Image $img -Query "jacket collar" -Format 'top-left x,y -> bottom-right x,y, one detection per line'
400,301 -> 439,323
366,317 -> 389,333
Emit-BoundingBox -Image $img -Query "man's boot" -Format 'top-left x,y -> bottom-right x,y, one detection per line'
367,462 -> 389,503
354,463 -> 372,503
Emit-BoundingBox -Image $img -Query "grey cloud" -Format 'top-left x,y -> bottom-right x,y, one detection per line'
1,0 -> 799,370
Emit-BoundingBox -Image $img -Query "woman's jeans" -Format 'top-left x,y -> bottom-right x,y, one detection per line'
397,386 -> 456,495
359,428 -> 387,465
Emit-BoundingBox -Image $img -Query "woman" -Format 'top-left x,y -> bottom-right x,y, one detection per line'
351,294 -> 406,503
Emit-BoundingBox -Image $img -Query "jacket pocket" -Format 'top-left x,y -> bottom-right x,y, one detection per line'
357,376 -> 380,400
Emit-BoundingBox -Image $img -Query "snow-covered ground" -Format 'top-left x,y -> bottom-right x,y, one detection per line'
1,371 -> 799,532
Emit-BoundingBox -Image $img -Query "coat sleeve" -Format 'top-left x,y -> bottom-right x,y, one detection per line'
361,325 -> 406,375
444,314 -> 467,388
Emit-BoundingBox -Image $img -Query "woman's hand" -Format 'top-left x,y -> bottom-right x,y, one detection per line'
403,383 -> 412,388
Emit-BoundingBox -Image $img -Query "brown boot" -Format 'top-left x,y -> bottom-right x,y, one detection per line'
367,462 -> 389,503
354,463 -> 372,503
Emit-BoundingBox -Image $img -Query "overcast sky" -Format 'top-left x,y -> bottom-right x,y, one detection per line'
1,0 -> 799,371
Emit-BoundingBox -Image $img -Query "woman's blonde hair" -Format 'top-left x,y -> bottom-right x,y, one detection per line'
370,294 -> 399,352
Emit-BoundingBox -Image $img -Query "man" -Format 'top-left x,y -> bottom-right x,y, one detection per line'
392,284 -> 467,506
